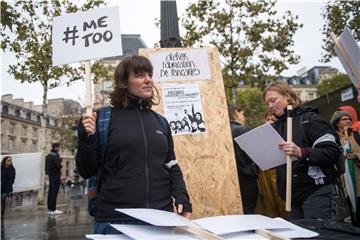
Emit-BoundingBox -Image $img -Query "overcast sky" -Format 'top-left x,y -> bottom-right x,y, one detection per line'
1,0 -> 348,106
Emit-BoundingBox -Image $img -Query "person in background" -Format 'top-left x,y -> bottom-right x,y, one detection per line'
45,143 -> 63,215
338,106 -> 360,132
1,156 -> 16,219
228,105 -> 259,214
330,110 -> 360,226
256,112 -> 288,219
76,55 -> 192,234
263,82 -> 340,220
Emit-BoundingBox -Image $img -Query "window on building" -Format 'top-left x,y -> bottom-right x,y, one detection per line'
15,108 -> 21,117
2,105 -> 8,114
26,112 -> 31,120
21,140 -> 27,152
37,115 -> 41,122
309,92 -> 314,100
32,128 -> 37,138
8,138 -> 14,152
22,126 -> 27,136
9,123 -> 15,135
32,141 -> 37,152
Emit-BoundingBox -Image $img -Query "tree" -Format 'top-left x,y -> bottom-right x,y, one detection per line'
317,73 -> 351,96
227,88 -> 267,128
1,0 -> 111,204
321,1 -> 360,62
182,0 -> 302,101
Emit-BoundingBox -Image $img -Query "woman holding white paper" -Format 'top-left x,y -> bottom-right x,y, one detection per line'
263,82 -> 340,220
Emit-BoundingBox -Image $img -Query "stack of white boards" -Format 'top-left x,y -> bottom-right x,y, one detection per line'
86,208 -> 318,240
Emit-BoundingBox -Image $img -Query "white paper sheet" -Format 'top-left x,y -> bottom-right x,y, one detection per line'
271,218 -> 319,238
234,123 -> 289,170
193,215 -> 288,235
85,234 -> 131,240
111,224 -> 199,240
335,27 -> 360,88
116,208 -> 193,227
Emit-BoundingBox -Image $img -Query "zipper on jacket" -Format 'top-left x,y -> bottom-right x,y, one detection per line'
135,108 -> 150,208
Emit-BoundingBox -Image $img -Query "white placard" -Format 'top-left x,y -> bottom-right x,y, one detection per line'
1,152 -> 42,192
340,87 -> 354,102
234,123 -> 291,170
52,6 -> 122,66
335,28 -> 360,88
149,48 -> 211,81
116,208 -> 193,227
162,84 -> 206,135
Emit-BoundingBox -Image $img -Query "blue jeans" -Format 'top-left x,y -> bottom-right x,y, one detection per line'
290,184 -> 337,220
94,220 -> 149,234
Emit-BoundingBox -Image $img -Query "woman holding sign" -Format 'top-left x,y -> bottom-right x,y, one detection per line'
76,55 -> 192,234
263,82 -> 340,220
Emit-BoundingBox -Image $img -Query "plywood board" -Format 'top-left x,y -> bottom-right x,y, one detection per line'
140,47 -> 242,218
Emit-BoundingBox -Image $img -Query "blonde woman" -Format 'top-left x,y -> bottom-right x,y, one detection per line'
263,82 -> 340,220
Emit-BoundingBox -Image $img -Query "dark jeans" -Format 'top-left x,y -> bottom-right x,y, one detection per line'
290,184 -> 336,220
94,220 -> 149,234
1,193 -> 8,217
238,173 -> 258,214
47,175 -> 60,211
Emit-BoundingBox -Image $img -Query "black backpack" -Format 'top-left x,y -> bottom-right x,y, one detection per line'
299,112 -> 345,177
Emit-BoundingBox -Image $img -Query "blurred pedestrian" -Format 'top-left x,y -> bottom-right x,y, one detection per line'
228,105 -> 259,214
45,143 -> 63,215
1,156 -> 16,219
263,82 -> 340,220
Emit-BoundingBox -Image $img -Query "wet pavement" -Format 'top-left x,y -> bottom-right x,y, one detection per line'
1,190 -> 93,240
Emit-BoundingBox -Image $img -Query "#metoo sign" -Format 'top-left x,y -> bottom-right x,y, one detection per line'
52,6 -> 122,66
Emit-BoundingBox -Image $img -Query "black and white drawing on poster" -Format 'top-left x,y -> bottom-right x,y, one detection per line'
163,83 -> 206,136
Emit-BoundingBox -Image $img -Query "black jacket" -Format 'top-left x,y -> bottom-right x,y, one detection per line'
273,107 -> 340,205
76,99 -> 192,222
1,166 -> 16,194
230,121 -> 259,178
45,150 -> 62,176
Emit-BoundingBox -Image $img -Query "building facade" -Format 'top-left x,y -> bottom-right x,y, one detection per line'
1,94 -> 81,177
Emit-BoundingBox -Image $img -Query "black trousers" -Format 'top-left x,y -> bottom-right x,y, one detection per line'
1,194 -> 7,217
47,175 -> 60,211
238,173 -> 258,214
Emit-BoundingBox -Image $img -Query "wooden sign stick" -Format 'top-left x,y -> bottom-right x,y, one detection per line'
84,60 -> 93,114
286,105 -> 293,212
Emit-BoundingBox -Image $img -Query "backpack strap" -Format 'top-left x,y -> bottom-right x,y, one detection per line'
98,106 -> 112,160
153,111 -> 169,137
299,112 -> 314,147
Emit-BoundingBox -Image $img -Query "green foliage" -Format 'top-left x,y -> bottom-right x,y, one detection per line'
321,1 -> 360,62
55,115 -> 79,153
1,0 -> 109,91
228,88 -> 267,128
316,73 -> 351,96
182,0 -> 302,91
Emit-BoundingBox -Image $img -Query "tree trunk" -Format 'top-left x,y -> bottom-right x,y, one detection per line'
37,81 -> 48,205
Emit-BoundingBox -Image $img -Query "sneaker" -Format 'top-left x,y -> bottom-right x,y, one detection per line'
52,210 -> 63,215
48,211 -> 54,215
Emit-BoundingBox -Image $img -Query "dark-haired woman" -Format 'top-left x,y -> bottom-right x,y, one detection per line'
76,55 -> 192,234
1,156 -> 16,219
